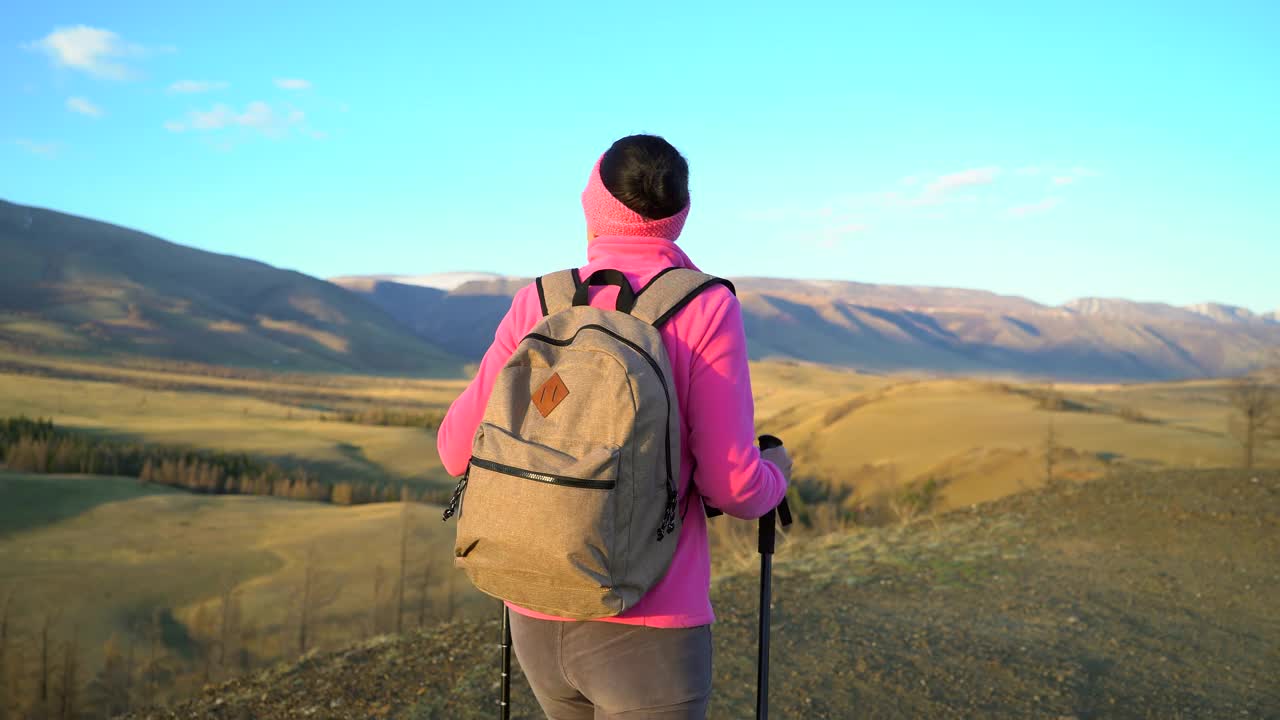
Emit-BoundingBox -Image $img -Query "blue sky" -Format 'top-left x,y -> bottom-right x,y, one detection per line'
3,1 -> 1278,312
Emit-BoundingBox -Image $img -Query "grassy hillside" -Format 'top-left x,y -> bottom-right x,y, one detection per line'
0,475 -> 490,711
0,356 -> 460,492
0,472 -> 184,536
749,361 -> 1275,515
3,353 -> 1276,717
3,355 -> 1273,519
0,200 -> 462,375
119,469 -> 1280,719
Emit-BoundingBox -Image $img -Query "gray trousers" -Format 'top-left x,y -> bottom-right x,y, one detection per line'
508,612 -> 713,719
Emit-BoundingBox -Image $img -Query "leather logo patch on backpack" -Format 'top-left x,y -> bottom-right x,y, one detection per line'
533,372 -> 570,417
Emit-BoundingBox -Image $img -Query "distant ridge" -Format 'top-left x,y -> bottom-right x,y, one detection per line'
330,272 -> 505,292
0,199 -> 462,375
334,273 -> 1280,381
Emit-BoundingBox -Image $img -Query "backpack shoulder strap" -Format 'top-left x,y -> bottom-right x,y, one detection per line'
631,268 -> 737,328
535,269 -> 582,317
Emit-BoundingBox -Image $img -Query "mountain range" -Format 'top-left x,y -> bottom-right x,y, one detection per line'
2,198 -> 1276,381
332,272 -> 1280,381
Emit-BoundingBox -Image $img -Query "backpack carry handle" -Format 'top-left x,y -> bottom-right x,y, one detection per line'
572,269 -> 638,313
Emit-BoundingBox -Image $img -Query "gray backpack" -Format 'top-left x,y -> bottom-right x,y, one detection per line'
442,267 -> 735,619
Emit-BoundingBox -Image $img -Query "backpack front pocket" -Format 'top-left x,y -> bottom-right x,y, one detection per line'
454,422 -> 623,613
468,457 -> 616,490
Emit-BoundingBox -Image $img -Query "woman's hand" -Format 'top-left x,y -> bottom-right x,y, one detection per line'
760,445 -> 793,481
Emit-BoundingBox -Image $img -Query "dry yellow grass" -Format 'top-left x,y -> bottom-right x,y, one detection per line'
751,367 -> 1274,513
0,478 -> 487,691
0,349 -> 468,406
3,354 -> 1269,515
256,316 -> 350,354
0,317 -> 88,344
0,367 -> 460,488
207,320 -> 248,333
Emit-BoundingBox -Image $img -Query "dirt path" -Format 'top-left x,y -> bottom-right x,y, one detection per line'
123,469 -> 1279,719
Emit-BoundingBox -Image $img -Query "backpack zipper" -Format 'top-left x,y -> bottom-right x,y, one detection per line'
470,456 -> 616,490
524,325 -> 679,541
441,465 -> 469,521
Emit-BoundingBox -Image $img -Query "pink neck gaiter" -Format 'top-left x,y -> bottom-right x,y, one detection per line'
581,155 -> 690,241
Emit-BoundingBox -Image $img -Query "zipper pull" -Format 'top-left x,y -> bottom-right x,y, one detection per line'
441,466 -> 469,522
656,488 -> 678,541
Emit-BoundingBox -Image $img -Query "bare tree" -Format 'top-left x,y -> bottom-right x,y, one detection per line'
417,559 -> 432,628
2,646 -> 23,720
37,613 -> 54,714
0,589 -> 11,720
218,585 -> 242,675
298,555 -> 315,654
141,611 -> 161,706
371,564 -> 386,635
56,627 -> 78,720
1229,377 -> 1276,469
442,565 -> 454,622
1045,416 -> 1058,487
397,503 -> 410,634
124,627 -> 135,710
0,591 -> 11,720
297,547 -> 341,655
87,633 -> 132,717
192,604 -> 217,685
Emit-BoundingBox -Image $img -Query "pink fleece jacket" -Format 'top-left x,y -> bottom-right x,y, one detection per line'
436,236 -> 788,627
437,176 -> 778,625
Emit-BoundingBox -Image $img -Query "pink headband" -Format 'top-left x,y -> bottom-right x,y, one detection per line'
581,155 -> 690,240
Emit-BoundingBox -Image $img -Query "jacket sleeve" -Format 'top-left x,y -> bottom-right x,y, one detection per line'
436,285 -> 535,477
684,290 -> 788,519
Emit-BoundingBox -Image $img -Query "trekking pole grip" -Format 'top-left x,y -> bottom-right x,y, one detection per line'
757,435 -> 792,555
755,434 -> 788,720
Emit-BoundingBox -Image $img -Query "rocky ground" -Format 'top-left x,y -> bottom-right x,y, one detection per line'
123,469 -> 1279,719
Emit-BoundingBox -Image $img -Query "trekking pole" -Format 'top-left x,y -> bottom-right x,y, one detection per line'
500,603 -> 512,720
756,434 -> 792,720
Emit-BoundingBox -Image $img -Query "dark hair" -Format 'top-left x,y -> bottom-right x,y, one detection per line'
599,135 -> 689,220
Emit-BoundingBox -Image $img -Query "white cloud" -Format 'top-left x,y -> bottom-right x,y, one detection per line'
188,104 -> 236,130
1008,197 -> 1060,217
14,139 -> 62,157
169,79 -> 229,93
24,25 -> 160,80
1049,167 -> 1100,186
274,78 -> 312,90
66,96 -> 103,117
902,166 -> 1002,206
165,101 -> 306,138
925,167 -> 1000,195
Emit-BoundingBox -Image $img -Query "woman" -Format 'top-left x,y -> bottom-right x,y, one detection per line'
436,134 -> 792,719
